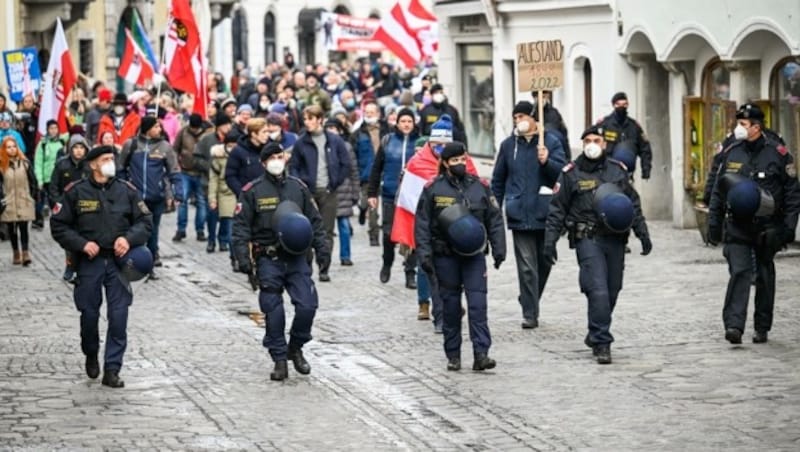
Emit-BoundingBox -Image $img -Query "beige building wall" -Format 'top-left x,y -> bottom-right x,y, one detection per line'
66,0 -> 108,82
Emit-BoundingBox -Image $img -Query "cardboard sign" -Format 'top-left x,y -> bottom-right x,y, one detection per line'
516,40 -> 564,92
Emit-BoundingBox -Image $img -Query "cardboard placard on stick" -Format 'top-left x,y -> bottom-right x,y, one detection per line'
517,39 -> 564,143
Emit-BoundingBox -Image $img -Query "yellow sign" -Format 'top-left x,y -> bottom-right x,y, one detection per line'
516,40 -> 564,92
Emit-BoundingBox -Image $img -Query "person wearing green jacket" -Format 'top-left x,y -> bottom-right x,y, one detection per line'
32,120 -> 67,229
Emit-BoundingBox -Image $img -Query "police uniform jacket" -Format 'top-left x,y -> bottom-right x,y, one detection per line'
50,177 -> 153,254
232,171 -> 329,265
415,172 -> 506,262
708,134 -> 800,243
599,114 -> 652,179
545,155 -> 649,247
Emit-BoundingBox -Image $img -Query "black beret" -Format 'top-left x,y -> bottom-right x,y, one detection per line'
260,142 -> 284,161
581,124 -> 604,139
140,115 -> 159,134
736,104 -> 764,122
85,145 -> 115,161
611,92 -> 627,104
440,142 -> 466,161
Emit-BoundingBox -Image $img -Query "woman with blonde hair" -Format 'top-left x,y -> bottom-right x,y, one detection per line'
0,136 -> 37,265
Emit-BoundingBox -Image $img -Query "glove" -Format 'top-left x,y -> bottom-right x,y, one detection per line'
542,244 -> 557,267
238,260 -> 252,274
760,228 -> 784,256
420,256 -> 434,275
707,224 -> 722,246
640,237 -> 653,256
493,255 -> 504,270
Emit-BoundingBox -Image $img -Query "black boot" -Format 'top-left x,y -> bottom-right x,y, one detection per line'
595,345 -> 612,364
380,265 -> 391,283
753,331 -> 768,343
472,353 -> 496,371
85,354 -> 100,379
725,328 -> 743,344
270,360 -> 289,381
405,271 -> 417,290
447,357 -> 461,371
288,346 -> 311,375
101,370 -> 125,388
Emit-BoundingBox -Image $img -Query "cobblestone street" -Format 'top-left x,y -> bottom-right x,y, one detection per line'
1,215 -> 799,451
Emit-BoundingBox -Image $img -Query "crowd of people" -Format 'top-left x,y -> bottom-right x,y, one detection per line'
2,54 -> 798,385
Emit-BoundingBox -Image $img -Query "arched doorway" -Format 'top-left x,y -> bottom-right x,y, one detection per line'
232,7 -> 248,70
771,57 -> 800,175
264,12 -> 276,64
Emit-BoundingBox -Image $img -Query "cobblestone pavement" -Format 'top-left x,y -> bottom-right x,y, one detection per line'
1,212 -> 799,451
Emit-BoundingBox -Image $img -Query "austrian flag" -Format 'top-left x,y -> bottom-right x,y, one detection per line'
118,29 -> 155,86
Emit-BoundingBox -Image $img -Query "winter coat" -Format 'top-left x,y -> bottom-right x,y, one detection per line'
336,142 -> 360,218
289,130 -> 351,194
161,110 -> 181,144
352,121 -> 389,183
208,144 -> 237,218
225,135 -> 265,197
118,134 -> 183,203
174,125 -> 212,175
366,130 -> 418,202
97,112 -> 141,146
491,131 -> 566,231
1,159 -> 37,223
34,135 -> 67,185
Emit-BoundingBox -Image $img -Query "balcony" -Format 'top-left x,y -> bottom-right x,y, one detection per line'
20,0 -> 95,32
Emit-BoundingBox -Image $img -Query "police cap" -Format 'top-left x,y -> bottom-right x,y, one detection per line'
440,142 -> 466,161
735,104 -> 764,122
115,246 -> 154,282
260,142 -> 284,161
581,124 -> 604,140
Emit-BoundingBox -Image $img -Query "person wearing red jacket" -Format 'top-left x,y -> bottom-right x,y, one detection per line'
96,93 -> 141,147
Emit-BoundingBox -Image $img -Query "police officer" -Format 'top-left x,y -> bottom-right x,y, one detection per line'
50,145 -> 153,387
415,142 -> 506,372
233,142 -> 330,381
543,125 -> 652,364
707,104 -> 800,345
599,92 -> 652,180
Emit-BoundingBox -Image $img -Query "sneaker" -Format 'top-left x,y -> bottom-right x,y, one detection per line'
172,231 -> 186,242
341,259 -> 353,266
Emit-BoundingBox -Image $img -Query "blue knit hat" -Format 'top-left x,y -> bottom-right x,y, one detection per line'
430,114 -> 454,143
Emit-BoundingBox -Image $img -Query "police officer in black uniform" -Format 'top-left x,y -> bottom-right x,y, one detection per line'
707,104 -> 800,345
415,142 -> 506,372
50,145 -> 153,388
544,125 -> 652,364
599,92 -> 652,180
233,142 -> 330,381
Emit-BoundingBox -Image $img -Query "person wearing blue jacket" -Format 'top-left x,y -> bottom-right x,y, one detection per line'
225,118 -> 269,197
117,116 -> 183,279
289,105 -> 352,282
491,101 -> 567,329
265,113 -> 298,154
366,108 -> 419,288
0,111 -> 26,154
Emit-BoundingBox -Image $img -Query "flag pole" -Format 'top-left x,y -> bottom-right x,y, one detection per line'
153,17 -> 171,119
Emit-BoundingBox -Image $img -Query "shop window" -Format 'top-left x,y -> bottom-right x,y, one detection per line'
771,58 -> 800,171
685,59 -> 735,203
460,44 -> 493,157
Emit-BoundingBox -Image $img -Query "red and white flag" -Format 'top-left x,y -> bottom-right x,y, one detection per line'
118,29 -> 155,86
163,0 -> 207,118
372,0 -> 438,68
390,145 -> 478,248
37,18 -> 77,136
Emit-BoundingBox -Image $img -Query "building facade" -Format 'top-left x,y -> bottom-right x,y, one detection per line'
434,0 -> 800,229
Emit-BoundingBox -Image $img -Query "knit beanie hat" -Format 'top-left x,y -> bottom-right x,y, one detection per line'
429,114 -> 454,143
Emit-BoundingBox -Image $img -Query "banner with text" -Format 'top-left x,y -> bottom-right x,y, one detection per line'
3,48 -> 42,102
516,40 -> 564,92
320,12 -> 385,53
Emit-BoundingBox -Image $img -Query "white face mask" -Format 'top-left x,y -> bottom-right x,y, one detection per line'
269,131 -> 281,140
266,159 -> 285,176
364,116 -> 378,125
100,161 -> 116,177
113,106 -> 125,115
583,142 -> 603,160
734,124 -> 748,140
516,120 -> 531,134
260,102 -> 270,110
432,93 -> 445,104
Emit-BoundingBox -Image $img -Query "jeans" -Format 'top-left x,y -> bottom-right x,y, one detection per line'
145,200 -> 166,256
337,216 -> 351,260
177,173 -> 208,234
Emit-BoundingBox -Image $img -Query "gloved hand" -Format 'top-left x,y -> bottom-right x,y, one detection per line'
542,243 -> 557,267
420,256 -> 434,275
760,228 -> 784,256
640,237 -> 653,256
493,255 -> 504,270
238,260 -> 252,274
707,224 -> 722,246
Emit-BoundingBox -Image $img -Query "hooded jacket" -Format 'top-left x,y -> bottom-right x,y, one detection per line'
225,135 -> 265,197
118,134 -> 183,203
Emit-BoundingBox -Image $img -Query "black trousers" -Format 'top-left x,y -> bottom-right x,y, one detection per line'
723,243 -> 776,333
512,229 -> 552,322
